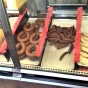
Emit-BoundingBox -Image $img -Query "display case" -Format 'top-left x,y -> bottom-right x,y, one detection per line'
1,0 -> 88,88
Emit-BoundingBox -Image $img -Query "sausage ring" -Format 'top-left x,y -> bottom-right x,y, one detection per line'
17,32 -> 30,46
23,23 -> 35,32
30,33 -> 40,44
19,54 -> 26,60
17,31 -> 30,43
26,44 -> 37,60
35,18 -> 45,27
25,41 -> 30,46
16,42 -> 26,56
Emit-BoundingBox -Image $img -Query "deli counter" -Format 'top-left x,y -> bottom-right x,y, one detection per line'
0,0 -> 88,88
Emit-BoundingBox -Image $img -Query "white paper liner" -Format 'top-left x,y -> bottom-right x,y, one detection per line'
9,17 -> 18,29
41,19 -> 76,70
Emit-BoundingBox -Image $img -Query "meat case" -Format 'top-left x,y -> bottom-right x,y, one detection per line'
0,0 -> 88,87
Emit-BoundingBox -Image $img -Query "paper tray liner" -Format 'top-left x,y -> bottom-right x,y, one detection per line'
0,54 -> 39,67
41,19 -> 76,70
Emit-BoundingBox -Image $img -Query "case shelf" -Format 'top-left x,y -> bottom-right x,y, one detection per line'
1,0 -> 88,87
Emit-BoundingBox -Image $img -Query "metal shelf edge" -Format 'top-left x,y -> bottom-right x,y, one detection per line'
0,67 -> 12,72
21,78 -> 87,88
0,74 -> 87,88
21,69 -> 88,81
0,75 -> 20,81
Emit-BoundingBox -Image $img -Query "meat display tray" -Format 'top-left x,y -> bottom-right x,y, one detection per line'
17,18 -> 45,66
41,19 -> 76,70
0,18 -> 46,67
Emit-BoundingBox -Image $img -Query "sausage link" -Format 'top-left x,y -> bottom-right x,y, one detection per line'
48,33 -> 59,38
55,42 -> 63,47
48,37 -> 59,43
57,43 -> 69,49
68,43 -> 73,53
48,28 -> 57,35
59,51 -> 68,61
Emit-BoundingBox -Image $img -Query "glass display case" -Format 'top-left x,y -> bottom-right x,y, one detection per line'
0,0 -> 88,87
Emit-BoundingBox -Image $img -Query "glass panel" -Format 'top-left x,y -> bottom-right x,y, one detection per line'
0,0 -> 20,68
2,0 -> 88,78
27,0 -> 45,12
0,21 -> 13,67
20,0 -> 88,77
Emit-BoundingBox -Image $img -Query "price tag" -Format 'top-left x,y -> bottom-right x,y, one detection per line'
12,68 -> 21,80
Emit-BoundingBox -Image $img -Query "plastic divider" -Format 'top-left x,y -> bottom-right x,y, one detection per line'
35,7 -> 54,57
74,7 -> 83,62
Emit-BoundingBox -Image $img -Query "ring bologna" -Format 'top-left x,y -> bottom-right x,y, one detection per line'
35,26 -> 40,33
21,33 -> 27,39
35,19 -> 45,27
23,23 -> 31,31
19,54 -> 26,60
16,42 -> 26,56
26,44 -> 37,58
16,43 -> 20,49
30,33 -> 40,44
17,31 -> 30,42
24,23 -> 35,32
25,41 -> 30,46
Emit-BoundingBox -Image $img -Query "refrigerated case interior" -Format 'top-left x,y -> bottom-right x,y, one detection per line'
1,0 -> 88,77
